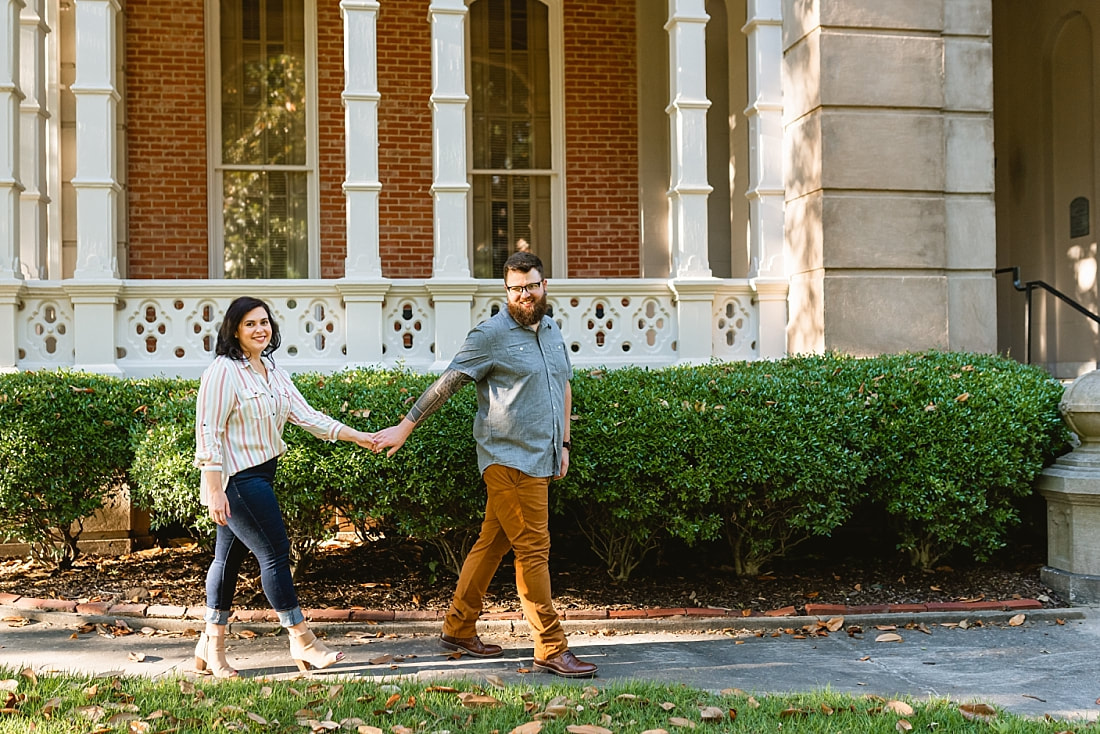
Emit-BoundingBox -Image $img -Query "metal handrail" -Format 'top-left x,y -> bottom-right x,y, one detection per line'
995,266 -> 1100,365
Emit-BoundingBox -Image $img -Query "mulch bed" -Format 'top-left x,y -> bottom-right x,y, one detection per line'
0,531 -> 1066,615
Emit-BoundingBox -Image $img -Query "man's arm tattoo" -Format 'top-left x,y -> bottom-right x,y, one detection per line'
406,369 -> 473,424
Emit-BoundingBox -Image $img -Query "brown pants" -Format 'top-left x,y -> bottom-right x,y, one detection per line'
442,464 -> 568,660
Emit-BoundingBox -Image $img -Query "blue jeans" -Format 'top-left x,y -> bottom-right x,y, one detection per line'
204,458 -> 305,627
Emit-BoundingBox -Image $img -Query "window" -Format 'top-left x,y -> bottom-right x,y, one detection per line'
470,0 -> 559,278
211,0 -> 316,278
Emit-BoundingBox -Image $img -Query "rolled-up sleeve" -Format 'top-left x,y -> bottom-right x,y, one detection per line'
284,374 -> 345,441
195,360 -> 234,470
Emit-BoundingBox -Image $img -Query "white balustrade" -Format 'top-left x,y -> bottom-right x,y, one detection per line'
13,279 -> 760,376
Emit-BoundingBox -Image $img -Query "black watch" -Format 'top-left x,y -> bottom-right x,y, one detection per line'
562,440 -> 572,451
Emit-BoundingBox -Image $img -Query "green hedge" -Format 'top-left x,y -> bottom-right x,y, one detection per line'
0,371 -> 158,567
0,352 -> 1073,578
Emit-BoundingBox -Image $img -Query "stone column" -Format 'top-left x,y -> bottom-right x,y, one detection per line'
943,1 -> 996,352
66,0 -> 121,373
0,0 -> 25,372
427,0 -> 476,370
1040,371 -> 1100,604
667,0 -> 717,364
337,0 -> 388,365
782,1 -> 993,355
743,0 -> 787,359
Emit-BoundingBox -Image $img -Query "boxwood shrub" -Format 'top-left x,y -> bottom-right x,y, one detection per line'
2,351 -> 1073,580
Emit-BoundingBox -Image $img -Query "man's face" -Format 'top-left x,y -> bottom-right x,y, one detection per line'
505,269 -> 549,327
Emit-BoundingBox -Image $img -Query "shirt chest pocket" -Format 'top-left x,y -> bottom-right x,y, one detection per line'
504,343 -> 541,376
235,387 -> 267,421
546,341 -> 570,377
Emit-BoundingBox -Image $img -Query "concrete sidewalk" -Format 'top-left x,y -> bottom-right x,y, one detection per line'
1,604 -> 1097,722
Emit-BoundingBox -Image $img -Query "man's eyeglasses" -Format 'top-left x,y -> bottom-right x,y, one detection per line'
505,281 -> 544,296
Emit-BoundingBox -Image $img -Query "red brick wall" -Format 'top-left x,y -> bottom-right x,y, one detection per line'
564,1 -> 640,277
377,3 -> 435,279
125,0 -> 641,280
126,0 -> 209,279
317,1 -> 347,278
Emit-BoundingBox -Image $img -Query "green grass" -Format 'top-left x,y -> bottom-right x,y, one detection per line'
0,667 -> 1090,733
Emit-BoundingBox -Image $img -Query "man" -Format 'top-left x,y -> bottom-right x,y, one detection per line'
370,251 -> 597,678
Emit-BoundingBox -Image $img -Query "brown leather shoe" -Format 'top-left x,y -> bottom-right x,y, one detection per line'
439,633 -> 504,658
533,650 -> 598,678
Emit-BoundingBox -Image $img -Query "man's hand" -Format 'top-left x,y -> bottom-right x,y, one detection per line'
371,418 -> 416,457
553,447 -> 570,480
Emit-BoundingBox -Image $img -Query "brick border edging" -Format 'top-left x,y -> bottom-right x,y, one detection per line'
0,591 -> 1046,623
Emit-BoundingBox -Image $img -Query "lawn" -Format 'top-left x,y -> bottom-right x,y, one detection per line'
0,666 -> 1085,733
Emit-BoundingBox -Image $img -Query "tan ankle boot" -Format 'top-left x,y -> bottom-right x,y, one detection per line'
194,632 -> 239,678
289,629 -> 344,671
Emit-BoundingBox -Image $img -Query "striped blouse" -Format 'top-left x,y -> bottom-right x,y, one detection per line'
194,355 -> 345,505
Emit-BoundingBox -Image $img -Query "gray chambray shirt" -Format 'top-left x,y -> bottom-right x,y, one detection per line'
449,308 -> 572,478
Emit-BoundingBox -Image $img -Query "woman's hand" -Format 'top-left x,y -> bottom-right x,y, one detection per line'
203,472 -> 231,526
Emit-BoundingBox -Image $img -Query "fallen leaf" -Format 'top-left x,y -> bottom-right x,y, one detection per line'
886,700 -> 914,716
668,717 -> 696,729
958,703 -> 997,722
896,719 -> 913,732
127,652 -> 146,662
356,726 -> 384,734
508,722 -> 542,734
875,633 -> 903,643
458,692 -> 503,708
566,726 -> 611,734
1008,614 -> 1026,626
485,674 -> 506,689
699,706 -> 725,721
825,616 -> 844,632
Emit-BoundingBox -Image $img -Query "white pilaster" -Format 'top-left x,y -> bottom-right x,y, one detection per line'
339,0 -> 388,365
0,0 -> 24,281
428,0 -> 476,369
743,0 -> 787,358
68,0 -> 121,373
19,0 -> 46,280
667,0 -> 715,363
0,0 -> 25,371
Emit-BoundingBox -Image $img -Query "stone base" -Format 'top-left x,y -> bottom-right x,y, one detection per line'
1041,565 -> 1100,605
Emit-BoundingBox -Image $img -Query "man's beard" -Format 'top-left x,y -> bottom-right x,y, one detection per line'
508,292 -> 549,327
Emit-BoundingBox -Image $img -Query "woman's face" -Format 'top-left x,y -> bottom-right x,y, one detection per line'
235,306 -> 272,357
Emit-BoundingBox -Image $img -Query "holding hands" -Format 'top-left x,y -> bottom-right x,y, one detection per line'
369,418 -> 415,457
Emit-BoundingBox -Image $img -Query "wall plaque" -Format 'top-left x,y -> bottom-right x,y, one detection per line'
1071,196 -> 1090,238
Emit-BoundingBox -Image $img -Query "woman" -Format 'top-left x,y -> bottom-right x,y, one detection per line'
193,296 -> 373,677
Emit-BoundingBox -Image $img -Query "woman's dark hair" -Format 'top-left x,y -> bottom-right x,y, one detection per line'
215,296 -> 282,361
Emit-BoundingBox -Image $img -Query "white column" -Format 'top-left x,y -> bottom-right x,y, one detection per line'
428,0 -> 476,370
338,0 -> 388,365
743,0 -> 787,358
19,0 -> 46,280
0,0 -> 22,282
65,0 -> 121,373
666,0 -> 715,364
0,0 -> 25,371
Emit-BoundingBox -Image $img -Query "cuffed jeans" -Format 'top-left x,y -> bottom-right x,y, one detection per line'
443,464 -> 568,660
204,457 -> 305,628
